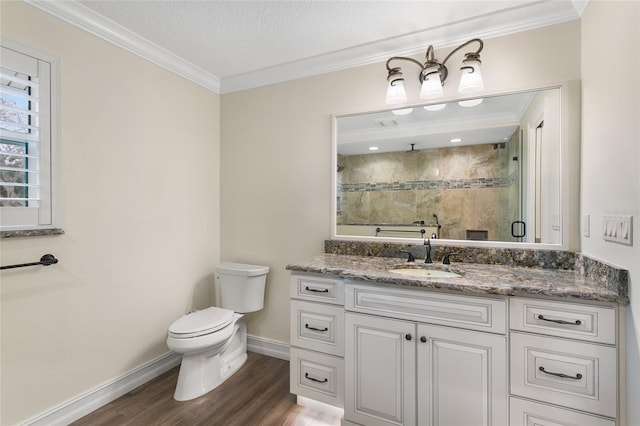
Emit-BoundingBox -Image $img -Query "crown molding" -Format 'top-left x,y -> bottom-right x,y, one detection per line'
220,1 -> 582,93
25,0 -> 581,95
222,0 -> 585,93
25,0 -> 221,93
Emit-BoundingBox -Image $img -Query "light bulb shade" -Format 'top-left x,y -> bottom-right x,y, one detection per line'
458,60 -> 484,94
420,70 -> 443,100
385,79 -> 407,105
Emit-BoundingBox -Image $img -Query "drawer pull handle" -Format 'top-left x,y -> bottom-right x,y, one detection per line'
537,314 -> 582,326
305,286 -> 329,293
420,336 -> 427,343
305,373 -> 328,383
305,324 -> 328,332
539,366 -> 583,380
405,334 -> 412,341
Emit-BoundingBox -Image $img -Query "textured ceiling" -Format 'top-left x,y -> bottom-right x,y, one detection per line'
31,0 -> 587,93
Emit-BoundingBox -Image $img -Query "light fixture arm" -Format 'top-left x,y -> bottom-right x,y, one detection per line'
441,38 -> 483,80
385,56 -> 424,88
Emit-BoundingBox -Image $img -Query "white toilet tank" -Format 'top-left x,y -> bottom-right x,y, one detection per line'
215,262 -> 269,313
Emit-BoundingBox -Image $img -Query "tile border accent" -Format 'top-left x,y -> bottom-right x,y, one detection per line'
340,172 -> 517,193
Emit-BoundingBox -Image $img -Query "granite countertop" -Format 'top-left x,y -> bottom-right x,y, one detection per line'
286,253 -> 629,304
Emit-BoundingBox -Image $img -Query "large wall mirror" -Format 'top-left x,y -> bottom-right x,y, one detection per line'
332,83 -> 580,249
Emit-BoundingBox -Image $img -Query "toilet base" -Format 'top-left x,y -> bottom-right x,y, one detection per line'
173,318 -> 247,401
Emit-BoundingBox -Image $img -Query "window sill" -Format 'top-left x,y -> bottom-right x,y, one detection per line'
1,228 -> 65,238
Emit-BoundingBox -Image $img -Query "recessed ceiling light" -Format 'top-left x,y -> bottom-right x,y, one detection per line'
369,146 -> 379,151
458,98 -> 483,107
424,104 -> 446,111
450,138 -> 462,143
392,108 -> 413,115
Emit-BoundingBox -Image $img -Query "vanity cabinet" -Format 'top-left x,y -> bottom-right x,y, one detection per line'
289,273 -> 345,407
288,272 -> 623,426
344,283 -> 508,426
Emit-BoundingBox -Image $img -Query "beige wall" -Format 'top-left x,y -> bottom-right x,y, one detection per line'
581,1 -> 640,423
0,2 -> 221,424
8,4 -> 639,424
221,20 -> 581,343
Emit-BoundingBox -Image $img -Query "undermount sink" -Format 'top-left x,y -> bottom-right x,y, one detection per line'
389,265 -> 463,279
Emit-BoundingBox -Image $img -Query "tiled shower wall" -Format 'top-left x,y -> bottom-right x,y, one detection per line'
337,137 -> 520,241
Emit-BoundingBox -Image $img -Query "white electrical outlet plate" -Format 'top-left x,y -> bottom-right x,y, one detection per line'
602,215 -> 633,245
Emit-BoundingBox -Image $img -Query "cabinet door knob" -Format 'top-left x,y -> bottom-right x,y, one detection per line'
420,336 -> 427,343
405,334 -> 412,341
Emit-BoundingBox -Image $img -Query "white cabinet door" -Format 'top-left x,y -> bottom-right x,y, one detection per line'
417,324 -> 508,426
345,312 -> 416,426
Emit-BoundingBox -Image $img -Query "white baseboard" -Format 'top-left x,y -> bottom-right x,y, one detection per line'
247,334 -> 290,361
23,352 -> 182,426
22,336 -> 289,425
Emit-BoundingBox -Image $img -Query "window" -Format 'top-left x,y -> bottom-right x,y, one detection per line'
0,41 -> 60,232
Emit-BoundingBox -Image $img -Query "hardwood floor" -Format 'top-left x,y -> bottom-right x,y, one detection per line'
71,352 -> 341,426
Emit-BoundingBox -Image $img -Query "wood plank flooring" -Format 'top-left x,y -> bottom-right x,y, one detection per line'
71,352 -> 341,426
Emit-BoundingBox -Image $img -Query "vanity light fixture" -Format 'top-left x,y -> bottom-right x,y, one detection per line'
450,138 -> 462,143
385,38 -> 484,105
369,146 -> 379,151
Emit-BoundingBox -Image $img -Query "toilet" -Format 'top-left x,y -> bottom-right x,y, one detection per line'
166,262 -> 269,401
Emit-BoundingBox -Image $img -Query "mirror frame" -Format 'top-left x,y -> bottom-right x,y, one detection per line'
330,81 -> 580,251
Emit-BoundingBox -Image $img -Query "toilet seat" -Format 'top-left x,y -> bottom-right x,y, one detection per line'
168,307 -> 234,339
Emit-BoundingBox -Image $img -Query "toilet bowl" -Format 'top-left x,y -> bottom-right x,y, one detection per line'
166,262 -> 269,401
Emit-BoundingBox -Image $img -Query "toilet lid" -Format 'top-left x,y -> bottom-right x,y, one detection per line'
169,307 -> 234,337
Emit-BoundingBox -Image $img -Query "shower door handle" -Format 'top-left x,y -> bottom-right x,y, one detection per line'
511,221 -> 526,238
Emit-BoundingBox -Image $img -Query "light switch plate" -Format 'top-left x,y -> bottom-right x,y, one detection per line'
602,215 -> 633,245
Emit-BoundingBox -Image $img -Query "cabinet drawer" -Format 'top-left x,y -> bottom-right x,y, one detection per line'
510,397 -> 615,426
510,297 -> 616,344
345,283 -> 506,334
291,273 -> 344,305
510,332 -> 617,418
290,347 -> 344,408
290,300 -> 345,356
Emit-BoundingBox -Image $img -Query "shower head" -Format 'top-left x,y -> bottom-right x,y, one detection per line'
337,165 -> 345,172
406,143 -> 420,153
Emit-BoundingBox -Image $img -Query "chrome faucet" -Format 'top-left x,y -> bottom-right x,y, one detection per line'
423,239 -> 433,263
